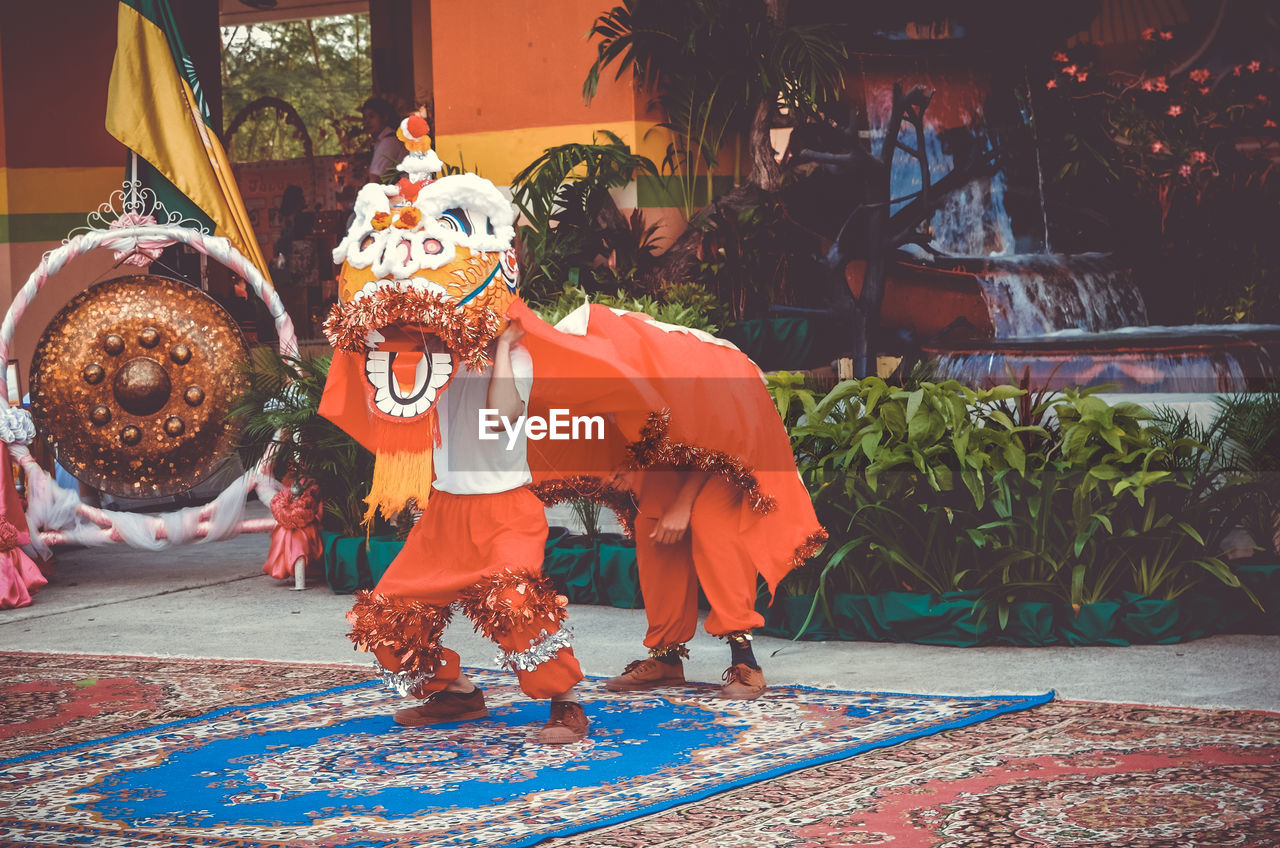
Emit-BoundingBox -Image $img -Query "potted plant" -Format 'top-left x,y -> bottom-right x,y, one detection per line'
230,346 -> 391,593
543,496 -> 642,609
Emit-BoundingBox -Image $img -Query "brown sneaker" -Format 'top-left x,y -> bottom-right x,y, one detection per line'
604,658 -> 686,692
393,687 -> 488,727
535,701 -> 589,744
719,664 -> 766,700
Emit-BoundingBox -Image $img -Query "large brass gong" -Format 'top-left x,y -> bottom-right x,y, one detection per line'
29,275 -> 250,499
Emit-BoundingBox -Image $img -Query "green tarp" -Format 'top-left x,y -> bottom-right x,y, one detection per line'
317,528 -> 1277,645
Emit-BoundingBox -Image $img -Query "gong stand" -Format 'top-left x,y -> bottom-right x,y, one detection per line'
0,182 -> 307,584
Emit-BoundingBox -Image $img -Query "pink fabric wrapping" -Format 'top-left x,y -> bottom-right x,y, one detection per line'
263,524 -> 323,580
262,484 -> 324,579
0,454 -> 46,609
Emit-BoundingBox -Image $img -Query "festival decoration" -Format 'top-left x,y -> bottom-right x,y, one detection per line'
0,452 -> 45,610
29,275 -> 249,499
0,180 -> 318,608
263,480 -> 323,581
345,591 -> 455,689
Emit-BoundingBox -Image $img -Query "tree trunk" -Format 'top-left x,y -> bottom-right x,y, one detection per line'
858,191 -> 890,377
749,0 -> 787,192
748,99 -> 782,192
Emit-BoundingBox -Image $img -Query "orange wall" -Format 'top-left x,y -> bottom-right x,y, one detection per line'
431,0 -> 636,134
429,0 -> 658,185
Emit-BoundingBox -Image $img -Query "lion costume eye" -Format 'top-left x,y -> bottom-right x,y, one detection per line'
499,247 -> 520,292
437,207 -> 473,235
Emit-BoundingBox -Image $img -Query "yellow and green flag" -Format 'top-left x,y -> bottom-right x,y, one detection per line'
106,0 -> 268,277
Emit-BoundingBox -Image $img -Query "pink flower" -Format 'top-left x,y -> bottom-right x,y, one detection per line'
1233,65 -> 1243,76
1151,141 -> 1165,153
1265,119 -> 1278,127
1045,79 -> 1058,89
1141,79 -> 1155,91
1199,86 -> 1211,96
104,211 -> 175,267
1189,68 -> 1211,83
1159,30 -> 1174,41
1052,51 -> 1069,62
1063,64 -> 1078,75
1154,76 -> 1169,92
1257,94 -> 1270,103
1191,150 -> 1208,162
1141,27 -> 1156,41
1178,164 -> 1192,177
1076,72 -> 1089,82
1167,105 -> 1183,116
1248,60 -> 1262,73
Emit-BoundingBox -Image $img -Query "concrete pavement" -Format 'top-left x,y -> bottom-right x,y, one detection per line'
3,501 -> 1278,713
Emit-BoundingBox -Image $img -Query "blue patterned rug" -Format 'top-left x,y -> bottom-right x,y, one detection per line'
0,670 -> 1051,847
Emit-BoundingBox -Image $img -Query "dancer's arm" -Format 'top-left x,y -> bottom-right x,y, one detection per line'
651,472 -> 710,545
486,319 -> 527,424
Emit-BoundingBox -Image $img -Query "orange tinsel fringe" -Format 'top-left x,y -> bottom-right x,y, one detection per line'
530,476 -> 638,538
345,590 -> 453,676
628,411 -> 777,515
456,569 -> 568,643
323,288 -> 504,370
789,529 -> 829,570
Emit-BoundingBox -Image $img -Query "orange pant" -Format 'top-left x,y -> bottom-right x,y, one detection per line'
635,472 -> 765,650
367,486 -> 583,700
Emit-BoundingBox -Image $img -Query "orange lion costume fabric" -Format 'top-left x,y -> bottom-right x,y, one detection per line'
319,117 -> 824,697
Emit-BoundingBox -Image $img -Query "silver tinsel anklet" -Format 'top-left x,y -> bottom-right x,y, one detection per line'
495,626 -> 575,672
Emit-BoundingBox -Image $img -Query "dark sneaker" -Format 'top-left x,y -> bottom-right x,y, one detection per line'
604,658 -> 686,692
393,687 -> 488,726
719,664 -> 766,700
535,701 -> 590,744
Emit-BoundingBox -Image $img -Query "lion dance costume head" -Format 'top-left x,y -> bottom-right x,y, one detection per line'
322,115 -> 521,522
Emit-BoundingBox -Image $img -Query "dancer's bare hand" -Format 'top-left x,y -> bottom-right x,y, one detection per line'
650,503 -> 692,545
498,317 -> 526,348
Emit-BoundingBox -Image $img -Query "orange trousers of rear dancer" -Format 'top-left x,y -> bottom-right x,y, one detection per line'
369,486 -> 583,700
634,472 -> 766,650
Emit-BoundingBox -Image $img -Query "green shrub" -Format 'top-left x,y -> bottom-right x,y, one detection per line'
510,131 -> 661,302
229,347 -> 378,537
533,283 -> 728,333
771,375 -> 1256,633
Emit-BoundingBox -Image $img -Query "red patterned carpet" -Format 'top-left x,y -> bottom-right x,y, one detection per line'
3,652 -> 1277,847
0,652 -> 370,759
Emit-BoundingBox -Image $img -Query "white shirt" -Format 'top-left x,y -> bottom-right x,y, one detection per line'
431,345 -> 534,495
370,127 -> 407,180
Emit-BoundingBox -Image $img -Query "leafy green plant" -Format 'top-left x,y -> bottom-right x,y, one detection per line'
1148,388 -> 1280,563
532,283 -> 728,333
584,0 -> 847,196
229,346 -> 376,537
775,375 -> 1035,621
570,498 -> 603,541
770,375 -> 1260,636
1213,389 -> 1280,560
1038,32 -> 1280,324
688,193 -> 803,320
510,131 -> 660,302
